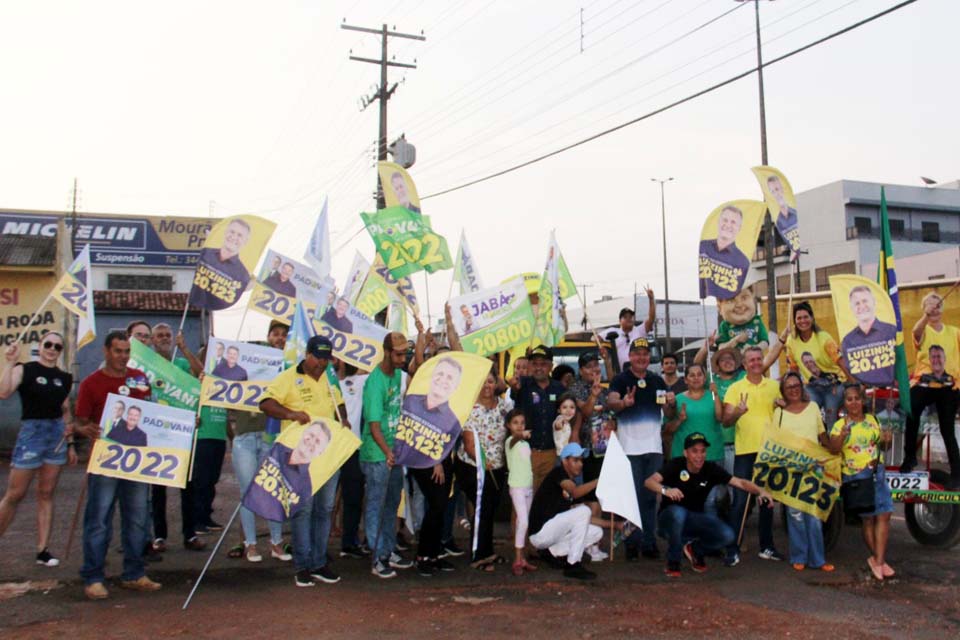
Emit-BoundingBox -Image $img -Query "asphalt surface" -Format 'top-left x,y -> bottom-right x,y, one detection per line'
1,455 -> 959,639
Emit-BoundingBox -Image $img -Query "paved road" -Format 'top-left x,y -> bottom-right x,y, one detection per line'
1,458 -> 958,639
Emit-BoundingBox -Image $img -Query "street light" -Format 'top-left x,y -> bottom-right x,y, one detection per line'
651,177 -> 673,349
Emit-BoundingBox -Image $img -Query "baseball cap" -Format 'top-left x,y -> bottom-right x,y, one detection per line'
560,443 -> 588,459
577,351 -> 600,367
306,335 -> 334,359
683,432 -> 711,449
619,307 -> 635,319
268,319 -> 289,333
629,337 -> 651,352
529,345 -> 553,360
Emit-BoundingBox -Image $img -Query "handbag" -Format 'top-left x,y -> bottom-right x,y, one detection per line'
841,429 -> 880,515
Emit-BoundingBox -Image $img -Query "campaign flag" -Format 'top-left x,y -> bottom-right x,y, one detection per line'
596,433 -> 642,527
50,243 -> 97,349
752,166 -> 801,261
393,351 -> 490,468
387,291 -> 409,336
360,206 -> 453,279
378,161 -> 422,213
249,249 -> 330,325
304,198 -> 333,281
453,230 -> 484,295
342,251 -> 371,305
698,200 -> 766,301
312,297 -> 389,371
128,340 -> 200,411
242,415 -> 360,520
354,265 -> 392,319
534,231 -> 564,347
472,439 -> 486,554
284,299 -> 314,369
188,215 -> 276,311
877,187 -> 912,415
830,274 -> 898,387
450,279 -> 535,357
752,426 -> 841,522
199,339 -> 285,413
372,254 -> 420,317
88,394 -> 196,488
557,254 -> 578,301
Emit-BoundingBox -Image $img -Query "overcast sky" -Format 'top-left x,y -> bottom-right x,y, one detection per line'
1,0 -> 954,326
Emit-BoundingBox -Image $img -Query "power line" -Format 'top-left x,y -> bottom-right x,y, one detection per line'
422,0 -> 918,201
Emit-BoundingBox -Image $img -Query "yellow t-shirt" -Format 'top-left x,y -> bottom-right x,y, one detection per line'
829,414 -> 881,476
261,362 -> 344,432
785,331 -> 843,382
911,323 -> 960,389
773,403 -> 824,444
724,376 -> 781,455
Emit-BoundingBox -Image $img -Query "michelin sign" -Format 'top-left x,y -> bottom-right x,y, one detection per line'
0,210 -> 214,268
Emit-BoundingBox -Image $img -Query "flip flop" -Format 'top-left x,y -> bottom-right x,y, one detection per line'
227,543 -> 244,559
512,561 -> 524,576
867,556 -> 884,581
882,563 -> 895,578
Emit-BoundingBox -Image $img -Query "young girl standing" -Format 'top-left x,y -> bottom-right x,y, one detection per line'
552,393 -> 577,454
506,409 -> 537,576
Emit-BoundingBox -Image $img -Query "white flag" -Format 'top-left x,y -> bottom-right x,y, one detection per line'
341,251 -> 370,305
304,198 -> 332,281
596,432 -> 642,528
453,230 -> 483,295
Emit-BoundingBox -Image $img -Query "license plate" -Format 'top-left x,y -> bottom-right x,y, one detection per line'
886,471 -> 929,491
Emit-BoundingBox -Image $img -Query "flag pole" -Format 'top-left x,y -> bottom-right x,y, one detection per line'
609,513 -> 614,562
171,300 -> 190,361
182,502 -> 241,610
63,477 -> 87,561
12,293 -> 54,345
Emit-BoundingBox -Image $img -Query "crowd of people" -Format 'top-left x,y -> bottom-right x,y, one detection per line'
0,287 -> 957,597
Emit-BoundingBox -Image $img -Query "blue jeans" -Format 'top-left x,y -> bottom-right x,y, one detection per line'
232,432 -> 283,546
728,453 -> 774,554
627,453 -> 663,550
658,505 -> 735,563
361,461 -> 404,562
12,418 -> 67,469
786,506 -> 825,567
806,381 -> 843,426
80,474 -> 150,585
290,470 -> 340,571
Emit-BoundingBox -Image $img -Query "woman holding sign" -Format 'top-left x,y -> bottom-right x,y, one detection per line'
784,302 -> 851,426
773,372 -> 834,572
828,384 -> 895,581
0,334 -> 75,568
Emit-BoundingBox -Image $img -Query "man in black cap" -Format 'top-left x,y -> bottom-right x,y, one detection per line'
508,345 -> 567,490
608,337 -> 676,560
645,433 -> 773,577
261,335 -> 350,588
610,287 -> 656,371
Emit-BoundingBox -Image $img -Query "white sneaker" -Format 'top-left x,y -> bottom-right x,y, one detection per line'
586,544 -> 608,561
389,552 -> 413,569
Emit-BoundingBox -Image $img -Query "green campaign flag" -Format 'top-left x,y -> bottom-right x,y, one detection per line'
535,231 -> 564,347
558,253 -> 577,300
128,340 -> 201,411
360,206 -> 452,279
877,187 -> 912,415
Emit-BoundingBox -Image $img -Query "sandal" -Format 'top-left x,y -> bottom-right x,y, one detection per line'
470,554 -> 498,572
521,559 -> 538,572
227,543 -> 244,559
512,561 -> 524,576
881,563 -> 895,578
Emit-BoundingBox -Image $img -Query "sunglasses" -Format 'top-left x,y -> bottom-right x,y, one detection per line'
43,341 -> 64,352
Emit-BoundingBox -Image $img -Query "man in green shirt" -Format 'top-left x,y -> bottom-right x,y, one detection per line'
361,331 -> 414,579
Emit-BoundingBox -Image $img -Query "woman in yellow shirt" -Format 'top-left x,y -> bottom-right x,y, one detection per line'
773,372 -> 834,572
828,384 -> 894,581
784,302 -> 851,426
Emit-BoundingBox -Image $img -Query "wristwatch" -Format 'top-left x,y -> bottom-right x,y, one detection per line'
660,486 -> 669,496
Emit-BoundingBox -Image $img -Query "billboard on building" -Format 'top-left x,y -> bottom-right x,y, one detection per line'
0,210 -> 214,268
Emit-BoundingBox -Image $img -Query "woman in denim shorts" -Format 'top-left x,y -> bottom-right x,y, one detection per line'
0,333 -> 76,566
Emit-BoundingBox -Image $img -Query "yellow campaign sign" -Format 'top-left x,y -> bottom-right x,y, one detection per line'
0,273 -> 62,349
829,274 -> 898,387
752,166 -> 800,259
200,377 -> 271,413
752,426 -> 841,522
313,319 -> 384,371
87,394 -> 196,488
371,255 -> 420,317
89,441 -> 190,488
698,200 -> 766,301
378,161 -> 422,212
354,268 -> 391,319
188,215 -> 277,311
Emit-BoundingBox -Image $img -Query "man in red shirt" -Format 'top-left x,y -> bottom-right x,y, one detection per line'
74,330 -> 160,600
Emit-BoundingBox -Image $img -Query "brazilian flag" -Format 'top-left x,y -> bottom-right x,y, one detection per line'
876,187 -> 912,415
